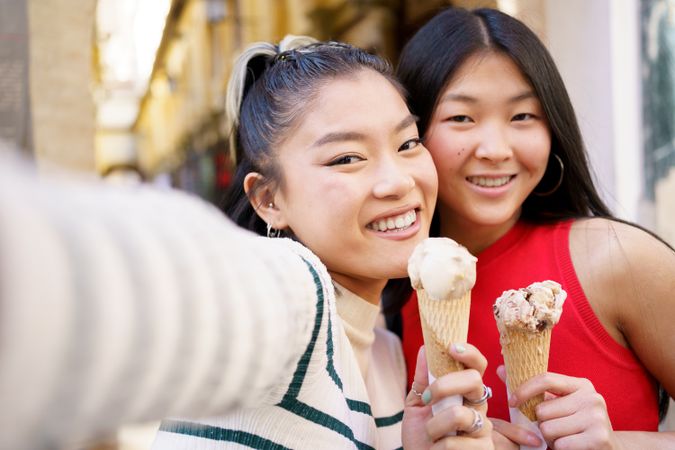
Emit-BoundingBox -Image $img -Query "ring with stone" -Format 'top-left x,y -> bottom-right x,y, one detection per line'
464,408 -> 484,434
410,382 -> 423,398
464,384 -> 492,406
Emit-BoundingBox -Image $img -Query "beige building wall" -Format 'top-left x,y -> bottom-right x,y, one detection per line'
28,0 -> 97,172
495,0 -> 546,41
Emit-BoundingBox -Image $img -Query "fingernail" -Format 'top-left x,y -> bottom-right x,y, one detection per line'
453,343 -> 466,353
508,393 -> 517,407
526,433 -> 542,446
422,389 -> 432,405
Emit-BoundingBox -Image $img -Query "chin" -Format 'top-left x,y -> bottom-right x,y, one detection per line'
378,258 -> 408,280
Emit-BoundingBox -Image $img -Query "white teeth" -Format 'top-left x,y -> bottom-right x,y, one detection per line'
368,210 -> 417,232
467,176 -> 512,188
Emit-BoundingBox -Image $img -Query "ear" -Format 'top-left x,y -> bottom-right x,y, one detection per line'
243,172 -> 288,230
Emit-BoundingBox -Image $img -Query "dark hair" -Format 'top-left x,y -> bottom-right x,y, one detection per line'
397,7 -> 612,223
389,7 -> 672,420
385,6 -> 614,320
221,37 -> 400,235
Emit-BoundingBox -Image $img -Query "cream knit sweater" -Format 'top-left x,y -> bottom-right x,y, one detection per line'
0,155 -> 406,450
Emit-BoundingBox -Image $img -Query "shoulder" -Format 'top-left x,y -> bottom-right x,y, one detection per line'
569,220 -> 675,392
570,217 -> 674,271
265,237 -> 334,288
569,217 -> 675,327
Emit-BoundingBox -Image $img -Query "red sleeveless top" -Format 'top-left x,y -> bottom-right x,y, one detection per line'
401,220 -> 659,430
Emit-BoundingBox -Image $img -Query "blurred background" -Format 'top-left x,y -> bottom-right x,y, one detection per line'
0,0 -> 673,448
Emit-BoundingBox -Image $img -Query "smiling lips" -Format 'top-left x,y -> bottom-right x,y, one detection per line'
466,175 -> 514,188
366,209 -> 417,232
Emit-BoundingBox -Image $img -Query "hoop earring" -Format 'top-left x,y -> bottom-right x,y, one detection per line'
533,153 -> 564,197
266,222 -> 282,238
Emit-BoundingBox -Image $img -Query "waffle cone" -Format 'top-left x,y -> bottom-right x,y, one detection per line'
500,328 -> 552,421
417,289 -> 471,378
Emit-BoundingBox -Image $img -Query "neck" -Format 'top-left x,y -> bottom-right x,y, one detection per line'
329,272 -> 386,306
438,209 -> 521,255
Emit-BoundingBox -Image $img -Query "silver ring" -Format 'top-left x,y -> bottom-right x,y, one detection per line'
465,408 -> 484,434
464,384 -> 492,406
410,382 -> 423,398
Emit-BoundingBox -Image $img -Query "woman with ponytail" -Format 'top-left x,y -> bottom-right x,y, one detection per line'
0,36 -> 496,449
145,36 -> 494,449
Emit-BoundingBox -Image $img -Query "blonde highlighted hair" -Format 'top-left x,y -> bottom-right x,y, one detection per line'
225,35 -> 318,164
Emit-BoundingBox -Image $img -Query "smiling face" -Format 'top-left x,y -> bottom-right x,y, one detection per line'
424,52 -> 551,252
267,69 -> 437,302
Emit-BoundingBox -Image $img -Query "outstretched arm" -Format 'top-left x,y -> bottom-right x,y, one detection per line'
0,154 -> 319,449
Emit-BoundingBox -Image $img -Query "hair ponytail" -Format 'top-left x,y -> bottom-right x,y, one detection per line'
225,36 -> 318,165
225,42 -> 276,166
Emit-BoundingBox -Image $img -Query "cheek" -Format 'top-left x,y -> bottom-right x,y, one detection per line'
425,130 -> 468,173
410,152 -> 439,200
519,130 -> 552,174
288,176 -> 362,224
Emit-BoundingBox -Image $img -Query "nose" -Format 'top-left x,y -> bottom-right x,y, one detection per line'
372,159 -> 416,199
474,124 -> 513,162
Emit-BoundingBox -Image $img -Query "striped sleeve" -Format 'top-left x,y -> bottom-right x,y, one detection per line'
0,155 -> 318,450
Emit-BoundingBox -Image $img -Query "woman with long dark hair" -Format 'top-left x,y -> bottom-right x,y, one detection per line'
393,7 -> 675,449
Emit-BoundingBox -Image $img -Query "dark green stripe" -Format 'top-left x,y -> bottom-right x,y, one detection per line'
295,264 -> 372,417
276,259 -> 375,450
325,292 -> 343,390
374,410 -> 403,427
346,398 -> 372,415
278,399 -> 375,450
280,259 -> 325,402
159,419 -> 291,449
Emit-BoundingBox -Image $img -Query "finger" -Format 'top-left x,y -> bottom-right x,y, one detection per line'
430,435 -> 492,450
426,405 -> 463,441
536,388 -> 606,422
426,369 -> 486,412
496,365 -> 506,383
510,372 -> 592,408
448,343 -> 488,376
406,346 -> 429,406
491,417 -> 543,447
538,414 -> 586,444
550,428 -> 611,450
426,405 -> 491,442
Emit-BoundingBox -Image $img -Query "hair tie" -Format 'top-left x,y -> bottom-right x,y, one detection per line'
274,50 -> 295,63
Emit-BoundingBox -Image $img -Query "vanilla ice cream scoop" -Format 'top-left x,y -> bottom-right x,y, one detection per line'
493,280 -> 566,333
407,238 -> 477,301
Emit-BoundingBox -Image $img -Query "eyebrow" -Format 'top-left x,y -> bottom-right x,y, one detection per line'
311,114 -> 418,147
440,91 -> 537,104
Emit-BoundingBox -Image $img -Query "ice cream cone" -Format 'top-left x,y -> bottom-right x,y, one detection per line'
494,281 -> 566,421
500,327 -> 552,421
417,288 -> 471,377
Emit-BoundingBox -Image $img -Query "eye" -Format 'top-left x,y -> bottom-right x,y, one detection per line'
399,138 -> 422,152
327,154 -> 364,166
446,115 -> 473,123
512,113 -> 535,121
